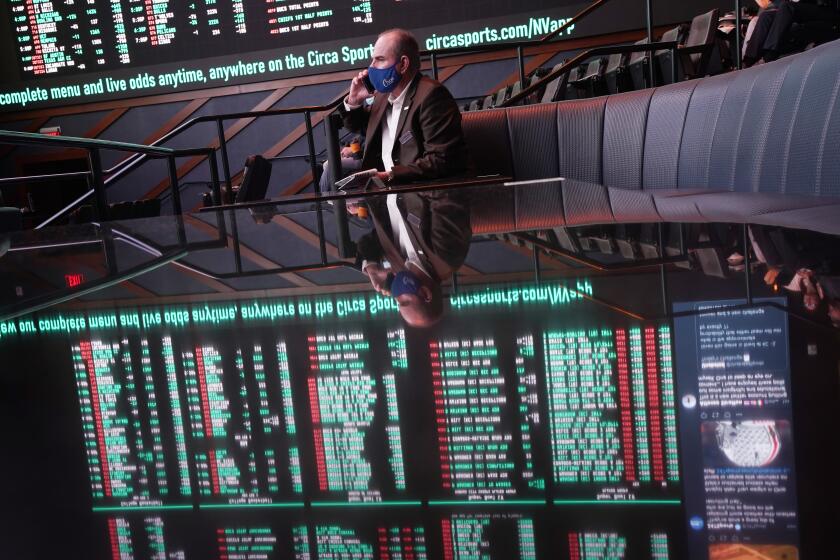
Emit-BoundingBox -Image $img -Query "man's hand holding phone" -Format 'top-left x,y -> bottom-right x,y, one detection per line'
348,69 -> 374,106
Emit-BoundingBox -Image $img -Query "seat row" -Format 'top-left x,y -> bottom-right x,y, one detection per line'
461,9 -> 723,111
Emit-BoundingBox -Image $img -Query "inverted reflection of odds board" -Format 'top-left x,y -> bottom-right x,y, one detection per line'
71,327 -> 681,507
307,329 -> 411,503
71,335 -> 307,509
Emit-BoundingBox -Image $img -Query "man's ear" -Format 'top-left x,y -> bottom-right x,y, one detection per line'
418,285 -> 433,303
399,55 -> 410,74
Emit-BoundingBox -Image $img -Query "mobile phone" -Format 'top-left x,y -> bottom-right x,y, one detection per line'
362,74 -> 375,94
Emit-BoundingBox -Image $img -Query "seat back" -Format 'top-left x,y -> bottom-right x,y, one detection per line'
655,26 -> 686,85
655,26 -> 683,57
685,9 -> 718,50
508,78 -> 531,104
685,9 -> 719,71
236,155 -> 272,202
628,38 -> 649,65
604,52 -> 628,94
581,58 -> 605,81
494,86 -> 509,107
628,38 -> 651,90
605,52 -> 625,74
461,108 -> 513,180
561,66 -> 584,100
539,63 -> 565,103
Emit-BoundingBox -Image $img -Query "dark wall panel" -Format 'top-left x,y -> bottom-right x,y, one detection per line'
98,101 -> 189,168
10,110 -> 110,164
444,58 -> 520,102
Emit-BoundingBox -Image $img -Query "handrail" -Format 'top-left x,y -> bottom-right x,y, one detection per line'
101,91 -> 348,183
501,40 -> 680,107
0,130 -> 180,156
0,129 -> 221,228
199,175 -> 514,213
0,170 -> 90,186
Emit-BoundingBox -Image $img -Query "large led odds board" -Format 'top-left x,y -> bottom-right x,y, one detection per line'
1,279 -> 691,558
0,1 -> 727,112
0,0 -> 584,111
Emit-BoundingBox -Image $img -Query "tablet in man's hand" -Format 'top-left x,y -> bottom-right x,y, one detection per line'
335,168 -> 378,191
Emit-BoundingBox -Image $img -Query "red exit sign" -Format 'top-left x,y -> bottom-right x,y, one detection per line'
39,126 -> 61,137
65,273 -> 85,288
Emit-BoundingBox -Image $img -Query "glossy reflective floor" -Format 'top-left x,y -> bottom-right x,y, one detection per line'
1,179 -> 838,559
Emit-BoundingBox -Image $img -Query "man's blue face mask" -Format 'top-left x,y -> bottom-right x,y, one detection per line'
367,62 -> 401,94
388,270 -> 422,299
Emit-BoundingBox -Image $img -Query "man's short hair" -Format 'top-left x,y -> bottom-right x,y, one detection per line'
379,28 -> 421,72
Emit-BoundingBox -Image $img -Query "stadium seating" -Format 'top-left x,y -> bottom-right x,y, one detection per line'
538,63 -> 566,104
459,7 -> 827,111
460,39 -> 840,235
559,65 -> 585,101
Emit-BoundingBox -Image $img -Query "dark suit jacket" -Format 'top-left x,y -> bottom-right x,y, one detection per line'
339,74 -> 470,183
355,190 -> 471,283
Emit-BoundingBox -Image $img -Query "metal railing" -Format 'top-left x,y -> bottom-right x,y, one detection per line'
499,40 -> 719,108
0,130 -> 222,228
188,175 -> 510,280
3,179 -> 835,333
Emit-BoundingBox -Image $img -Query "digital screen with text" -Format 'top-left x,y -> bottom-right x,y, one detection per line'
0,279 -> 686,557
0,0 -> 585,111
673,299 -> 800,560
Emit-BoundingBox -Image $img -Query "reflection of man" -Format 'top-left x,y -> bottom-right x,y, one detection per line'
339,28 -> 471,327
356,189 -> 471,327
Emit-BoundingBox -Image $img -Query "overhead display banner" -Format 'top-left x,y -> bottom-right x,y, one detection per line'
673,299 -> 800,560
0,0 -> 584,111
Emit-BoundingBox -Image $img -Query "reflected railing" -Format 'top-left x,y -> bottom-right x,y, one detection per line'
2,176 -> 838,331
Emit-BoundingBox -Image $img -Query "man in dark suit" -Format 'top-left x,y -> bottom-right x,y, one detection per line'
340,28 -> 471,327
745,0 -> 840,65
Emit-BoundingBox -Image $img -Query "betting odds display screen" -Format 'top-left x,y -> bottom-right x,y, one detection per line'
673,300 -> 801,560
0,0 -> 586,111
1,278 -> 703,559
